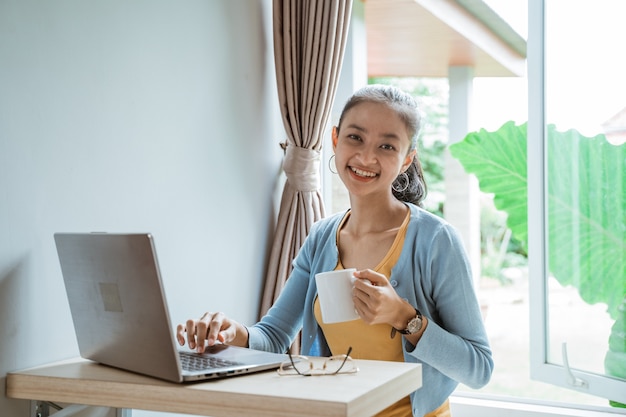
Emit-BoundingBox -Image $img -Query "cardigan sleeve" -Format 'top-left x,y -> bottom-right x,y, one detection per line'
247,216 -> 339,354
406,221 -> 493,389
247,231 -> 315,354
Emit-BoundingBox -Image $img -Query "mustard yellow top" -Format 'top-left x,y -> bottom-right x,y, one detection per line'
314,209 -> 412,417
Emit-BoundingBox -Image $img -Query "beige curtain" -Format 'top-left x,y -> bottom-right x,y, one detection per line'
259,0 -> 353,338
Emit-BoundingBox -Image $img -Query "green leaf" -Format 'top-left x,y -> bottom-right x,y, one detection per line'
449,122 -> 626,318
449,121 -> 528,246
546,126 -> 626,317
450,121 -> 626,403
449,122 -> 626,407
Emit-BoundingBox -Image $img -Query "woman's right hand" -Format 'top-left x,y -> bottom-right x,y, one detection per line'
176,311 -> 248,353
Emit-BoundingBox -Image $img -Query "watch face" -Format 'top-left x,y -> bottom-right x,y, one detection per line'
408,316 -> 422,333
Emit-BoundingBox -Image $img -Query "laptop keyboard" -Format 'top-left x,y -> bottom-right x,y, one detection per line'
179,351 -> 243,372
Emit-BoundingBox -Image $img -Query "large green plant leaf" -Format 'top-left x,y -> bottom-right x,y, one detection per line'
448,122 -> 529,246
450,122 -> 626,405
547,127 -> 625,317
448,121 -> 626,319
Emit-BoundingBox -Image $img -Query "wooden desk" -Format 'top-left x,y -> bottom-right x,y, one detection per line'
7,358 -> 421,417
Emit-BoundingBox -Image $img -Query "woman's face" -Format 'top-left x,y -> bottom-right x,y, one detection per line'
333,101 -> 415,199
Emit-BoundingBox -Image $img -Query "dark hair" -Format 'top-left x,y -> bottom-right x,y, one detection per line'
337,84 -> 428,206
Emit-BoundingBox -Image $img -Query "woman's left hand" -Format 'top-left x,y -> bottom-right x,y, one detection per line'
351,269 -> 415,329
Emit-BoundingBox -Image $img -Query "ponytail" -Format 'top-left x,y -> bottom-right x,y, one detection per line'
392,156 -> 427,207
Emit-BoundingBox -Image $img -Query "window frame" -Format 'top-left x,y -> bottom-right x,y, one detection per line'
527,0 -> 626,404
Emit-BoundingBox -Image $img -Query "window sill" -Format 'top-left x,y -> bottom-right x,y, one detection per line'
450,394 -> 626,417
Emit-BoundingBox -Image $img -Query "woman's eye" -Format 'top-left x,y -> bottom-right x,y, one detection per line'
380,144 -> 395,151
348,134 -> 361,141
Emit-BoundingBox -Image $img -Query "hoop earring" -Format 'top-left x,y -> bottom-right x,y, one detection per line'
392,172 -> 409,193
328,154 -> 338,174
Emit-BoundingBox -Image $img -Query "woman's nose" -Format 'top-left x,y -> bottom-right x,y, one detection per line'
356,145 -> 378,165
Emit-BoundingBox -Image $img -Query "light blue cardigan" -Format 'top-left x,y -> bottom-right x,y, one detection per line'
248,203 -> 493,417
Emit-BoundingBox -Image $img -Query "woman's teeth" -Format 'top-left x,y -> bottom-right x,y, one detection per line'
351,167 -> 377,178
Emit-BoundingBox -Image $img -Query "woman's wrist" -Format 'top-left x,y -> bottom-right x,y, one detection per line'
394,302 -> 428,341
394,301 -> 419,331
237,323 -> 250,347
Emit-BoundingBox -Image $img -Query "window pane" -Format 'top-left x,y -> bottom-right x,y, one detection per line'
544,0 -> 626,403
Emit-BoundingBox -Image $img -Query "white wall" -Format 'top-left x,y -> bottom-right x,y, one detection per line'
0,0 -> 282,415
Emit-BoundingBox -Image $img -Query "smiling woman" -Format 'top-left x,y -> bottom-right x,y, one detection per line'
179,85 -> 493,417
332,102 -> 416,202
332,86 -> 427,209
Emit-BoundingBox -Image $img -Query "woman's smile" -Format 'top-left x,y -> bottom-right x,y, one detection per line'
350,166 -> 378,179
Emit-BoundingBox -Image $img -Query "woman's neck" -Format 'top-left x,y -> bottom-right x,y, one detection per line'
345,195 -> 408,236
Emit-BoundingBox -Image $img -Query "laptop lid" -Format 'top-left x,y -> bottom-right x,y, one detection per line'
54,232 -> 287,383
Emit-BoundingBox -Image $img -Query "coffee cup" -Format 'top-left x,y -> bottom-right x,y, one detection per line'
315,268 -> 359,324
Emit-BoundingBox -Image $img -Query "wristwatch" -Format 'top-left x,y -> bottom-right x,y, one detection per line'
397,308 -> 423,335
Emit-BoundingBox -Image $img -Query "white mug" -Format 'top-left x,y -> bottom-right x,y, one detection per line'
315,268 -> 359,324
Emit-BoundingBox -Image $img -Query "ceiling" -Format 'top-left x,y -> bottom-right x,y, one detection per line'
364,0 -> 527,78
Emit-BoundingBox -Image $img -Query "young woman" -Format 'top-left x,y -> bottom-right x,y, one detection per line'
177,85 -> 493,417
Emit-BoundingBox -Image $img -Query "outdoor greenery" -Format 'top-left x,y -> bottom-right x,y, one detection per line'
449,121 -> 626,407
480,195 -> 528,284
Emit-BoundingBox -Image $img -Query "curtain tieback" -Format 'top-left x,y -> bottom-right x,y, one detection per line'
283,145 -> 321,192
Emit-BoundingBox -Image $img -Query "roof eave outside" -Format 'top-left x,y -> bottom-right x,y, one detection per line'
417,0 -> 527,77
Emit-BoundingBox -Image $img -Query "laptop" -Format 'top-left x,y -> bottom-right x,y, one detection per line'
53,232 -> 288,383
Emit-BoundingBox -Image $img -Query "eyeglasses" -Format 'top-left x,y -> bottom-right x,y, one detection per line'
277,346 -> 359,376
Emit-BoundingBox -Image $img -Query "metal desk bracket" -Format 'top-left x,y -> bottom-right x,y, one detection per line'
31,401 -> 49,417
30,401 -> 131,417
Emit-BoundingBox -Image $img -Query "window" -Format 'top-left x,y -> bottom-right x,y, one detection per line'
528,0 -> 626,405
325,1 -> 626,413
